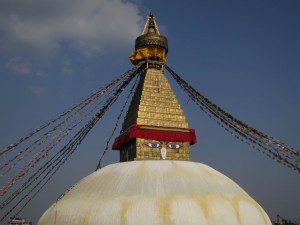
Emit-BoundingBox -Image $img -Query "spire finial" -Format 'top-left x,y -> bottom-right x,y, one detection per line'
130,12 -> 168,65
141,11 -> 160,35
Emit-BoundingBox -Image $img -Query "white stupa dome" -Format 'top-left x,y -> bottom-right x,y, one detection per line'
38,160 -> 271,225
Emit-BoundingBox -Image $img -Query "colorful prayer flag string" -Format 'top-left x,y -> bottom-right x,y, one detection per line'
166,64 -> 300,173
0,62 -> 145,222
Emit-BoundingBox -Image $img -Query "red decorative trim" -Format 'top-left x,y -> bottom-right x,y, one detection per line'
112,124 -> 197,150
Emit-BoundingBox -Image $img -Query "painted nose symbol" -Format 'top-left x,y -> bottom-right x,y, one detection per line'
161,147 -> 167,159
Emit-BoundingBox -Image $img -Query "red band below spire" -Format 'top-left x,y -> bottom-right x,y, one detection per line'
112,124 -> 197,150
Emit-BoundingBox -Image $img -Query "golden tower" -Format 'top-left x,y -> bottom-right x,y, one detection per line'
112,12 -> 196,161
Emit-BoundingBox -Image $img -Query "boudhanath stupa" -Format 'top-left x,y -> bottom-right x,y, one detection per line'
38,12 -> 272,225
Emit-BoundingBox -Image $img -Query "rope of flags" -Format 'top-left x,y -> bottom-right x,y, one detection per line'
0,62 -> 145,222
95,74 -> 140,170
0,67 -> 131,195
165,64 -> 300,173
0,64 -> 141,158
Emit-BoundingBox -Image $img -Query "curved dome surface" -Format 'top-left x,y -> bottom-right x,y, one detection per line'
38,160 -> 271,225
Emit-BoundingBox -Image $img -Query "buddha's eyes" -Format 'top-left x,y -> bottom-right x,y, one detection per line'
168,144 -> 180,149
146,143 -> 180,149
147,143 -> 160,148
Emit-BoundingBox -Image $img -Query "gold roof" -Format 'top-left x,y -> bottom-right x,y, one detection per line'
121,68 -> 188,131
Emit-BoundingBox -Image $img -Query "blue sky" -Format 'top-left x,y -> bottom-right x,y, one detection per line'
1,0 -> 300,223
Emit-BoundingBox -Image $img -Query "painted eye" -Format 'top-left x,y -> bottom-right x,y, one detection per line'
168,144 -> 180,149
147,143 -> 160,148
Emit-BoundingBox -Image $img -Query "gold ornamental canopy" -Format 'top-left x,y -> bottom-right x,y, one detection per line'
130,12 -> 168,65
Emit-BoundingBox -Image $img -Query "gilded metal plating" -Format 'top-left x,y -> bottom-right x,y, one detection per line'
135,11 -> 168,53
135,34 -> 168,53
119,68 -> 190,161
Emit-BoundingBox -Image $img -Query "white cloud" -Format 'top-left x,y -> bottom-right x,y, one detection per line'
6,58 -> 49,77
35,71 -> 46,78
6,58 -> 32,75
0,0 -> 143,56
29,86 -> 47,96
62,60 -> 73,76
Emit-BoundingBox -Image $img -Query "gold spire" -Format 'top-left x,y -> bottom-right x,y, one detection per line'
113,12 -> 196,162
130,12 -> 168,65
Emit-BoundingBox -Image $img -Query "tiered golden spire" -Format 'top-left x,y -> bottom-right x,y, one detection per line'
113,12 -> 196,161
